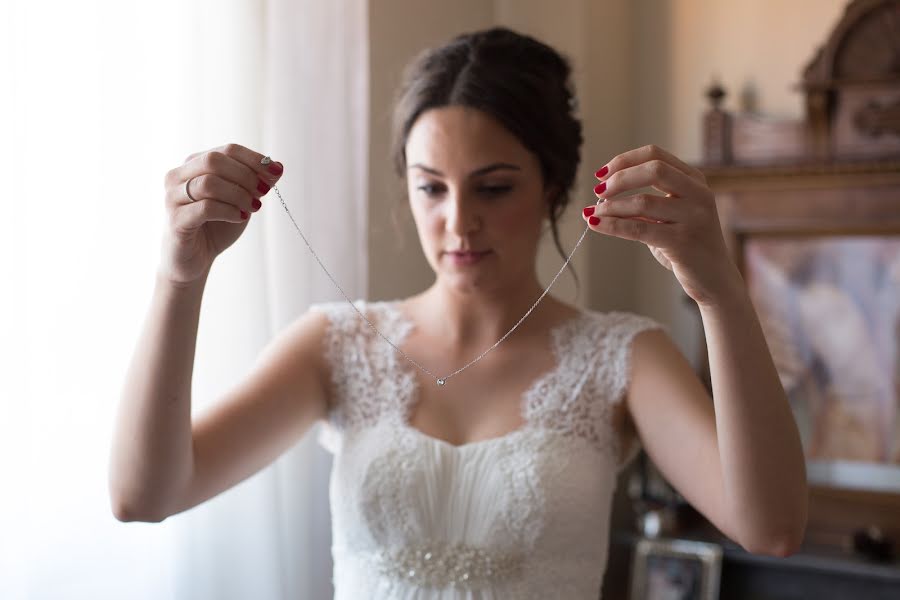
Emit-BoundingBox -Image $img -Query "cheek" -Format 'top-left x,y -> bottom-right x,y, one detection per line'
409,203 -> 442,243
492,214 -> 520,238
495,201 -> 542,243
422,206 -> 443,233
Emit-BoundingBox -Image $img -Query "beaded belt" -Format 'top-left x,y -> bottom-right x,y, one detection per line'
368,542 -> 524,589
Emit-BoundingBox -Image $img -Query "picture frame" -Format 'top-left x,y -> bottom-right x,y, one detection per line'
697,164 -> 900,495
742,232 -> 900,492
628,538 -> 722,600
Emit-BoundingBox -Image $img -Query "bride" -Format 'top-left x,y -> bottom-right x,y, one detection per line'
110,26 -> 808,599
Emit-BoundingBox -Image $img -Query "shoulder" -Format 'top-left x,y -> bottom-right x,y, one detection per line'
306,298 -> 389,340
578,309 -> 669,352
308,298 -> 403,327
307,298 -> 367,323
577,309 -> 671,394
585,308 -> 667,334
305,300 -> 372,387
306,297 -> 411,385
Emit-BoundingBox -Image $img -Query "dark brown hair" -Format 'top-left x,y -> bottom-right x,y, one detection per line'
390,26 -> 584,295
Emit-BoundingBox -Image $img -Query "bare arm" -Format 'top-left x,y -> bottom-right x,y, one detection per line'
628,267 -> 808,557
110,144 -> 299,522
109,269 -> 330,523
108,269 -> 209,521
587,144 -> 807,556
697,270 -> 808,554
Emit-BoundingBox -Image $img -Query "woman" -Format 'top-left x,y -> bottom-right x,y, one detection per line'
110,27 -> 808,599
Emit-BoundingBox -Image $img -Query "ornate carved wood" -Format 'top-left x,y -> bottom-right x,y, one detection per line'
704,0 -> 900,165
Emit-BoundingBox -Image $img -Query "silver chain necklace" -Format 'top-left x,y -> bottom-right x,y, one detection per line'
261,155 -> 596,387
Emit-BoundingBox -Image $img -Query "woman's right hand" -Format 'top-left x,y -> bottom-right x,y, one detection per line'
159,143 -> 283,286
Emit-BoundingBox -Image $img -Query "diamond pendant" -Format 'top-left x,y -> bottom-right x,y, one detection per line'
437,378 -> 445,386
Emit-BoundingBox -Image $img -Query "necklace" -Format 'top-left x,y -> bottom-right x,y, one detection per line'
261,155 -> 597,387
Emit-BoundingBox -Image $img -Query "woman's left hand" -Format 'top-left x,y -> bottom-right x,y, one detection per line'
582,144 -> 743,308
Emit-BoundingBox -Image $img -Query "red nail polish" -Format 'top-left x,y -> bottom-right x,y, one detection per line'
595,165 -> 609,178
589,216 -> 601,226
268,161 -> 284,176
257,180 -> 270,195
241,210 -> 249,220
594,182 -> 606,195
252,198 -> 262,211
583,206 -> 595,217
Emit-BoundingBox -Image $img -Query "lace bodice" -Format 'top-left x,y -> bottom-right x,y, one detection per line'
309,299 -> 665,599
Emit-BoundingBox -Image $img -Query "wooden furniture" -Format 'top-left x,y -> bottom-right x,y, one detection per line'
699,0 -> 900,545
605,1 -> 900,598
703,0 -> 900,165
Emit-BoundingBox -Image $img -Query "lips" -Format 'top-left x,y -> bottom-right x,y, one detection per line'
444,249 -> 492,266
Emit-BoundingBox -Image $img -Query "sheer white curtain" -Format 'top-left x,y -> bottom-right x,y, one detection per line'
0,1 -> 368,598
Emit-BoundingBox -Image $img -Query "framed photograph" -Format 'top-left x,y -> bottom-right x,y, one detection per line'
696,162 -> 900,496
743,233 -> 900,492
628,538 -> 722,600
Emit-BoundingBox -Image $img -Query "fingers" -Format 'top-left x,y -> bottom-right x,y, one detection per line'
172,197 -> 251,232
597,144 -> 706,187
182,146 -> 272,203
179,173 -> 258,214
184,142 -> 283,184
583,145 -> 728,273
168,143 -> 284,213
596,156 -> 707,201
582,210 -> 674,246
594,193 -> 691,223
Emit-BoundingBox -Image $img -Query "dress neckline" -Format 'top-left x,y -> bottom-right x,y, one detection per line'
377,299 -> 592,451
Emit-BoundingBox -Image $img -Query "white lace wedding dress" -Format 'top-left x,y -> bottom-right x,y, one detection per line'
309,299 -> 665,599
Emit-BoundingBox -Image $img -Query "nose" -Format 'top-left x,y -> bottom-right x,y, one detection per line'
444,190 -> 481,236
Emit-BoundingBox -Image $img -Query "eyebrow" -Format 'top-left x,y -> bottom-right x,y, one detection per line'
407,162 -> 521,178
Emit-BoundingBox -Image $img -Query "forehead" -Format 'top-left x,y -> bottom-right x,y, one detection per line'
405,105 -> 533,171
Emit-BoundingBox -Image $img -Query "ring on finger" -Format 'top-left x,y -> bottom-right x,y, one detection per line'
185,177 -> 199,202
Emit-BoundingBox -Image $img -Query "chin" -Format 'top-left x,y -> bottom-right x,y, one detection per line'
438,270 -> 493,294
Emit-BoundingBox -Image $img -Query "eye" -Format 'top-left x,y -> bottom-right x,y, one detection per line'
480,185 -> 512,197
414,183 -> 512,198
416,183 -> 445,196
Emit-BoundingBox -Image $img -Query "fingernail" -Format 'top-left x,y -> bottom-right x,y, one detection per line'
594,182 -> 606,195
241,210 -> 249,220
257,180 -> 271,195
268,161 -> 284,176
595,165 -> 609,178
252,198 -> 262,211
589,216 -> 601,226
583,206 -> 595,217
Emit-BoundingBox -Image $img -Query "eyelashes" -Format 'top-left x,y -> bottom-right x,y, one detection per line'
416,184 -> 512,198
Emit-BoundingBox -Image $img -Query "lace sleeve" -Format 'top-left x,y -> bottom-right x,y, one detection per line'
306,299 -> 408,454
307,300 -> 365,455
310,299 -> 415,453
600,312 -> 668,473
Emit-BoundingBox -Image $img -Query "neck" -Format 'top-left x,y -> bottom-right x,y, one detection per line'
411,275 -> 559,350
